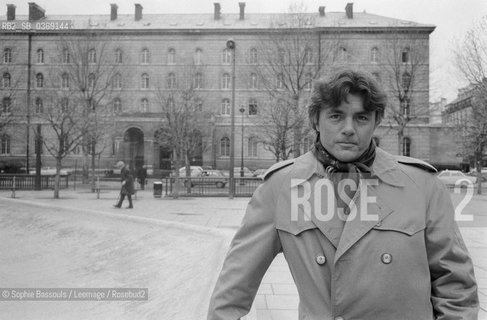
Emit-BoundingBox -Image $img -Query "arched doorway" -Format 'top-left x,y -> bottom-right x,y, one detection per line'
123,127 -> 144,170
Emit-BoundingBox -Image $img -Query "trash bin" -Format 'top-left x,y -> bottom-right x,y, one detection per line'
153,181 -> 163,198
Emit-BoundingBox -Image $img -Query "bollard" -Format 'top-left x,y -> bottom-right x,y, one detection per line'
11,176 -> 16,198
96,177 -> 100,199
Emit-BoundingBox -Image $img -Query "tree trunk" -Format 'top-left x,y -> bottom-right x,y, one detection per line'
476,151 -> 483,195
91,145 -> 96,192
185,151 -> 191,194
54,157 -> 62,199
172,147 -> 180,199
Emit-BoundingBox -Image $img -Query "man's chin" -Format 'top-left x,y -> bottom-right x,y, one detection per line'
331,150 -> 361,163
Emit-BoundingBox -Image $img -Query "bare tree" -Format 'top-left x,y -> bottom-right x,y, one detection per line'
154,65 -> 208,198
454,16 -> 487,194
254,4 -> 340,158
381,29 -> 431,155
55,32 -> 121,187
258,97 -> 308,161
34,90 -> 87,198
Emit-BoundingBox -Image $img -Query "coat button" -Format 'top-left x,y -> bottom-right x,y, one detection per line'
375,221 -> 382,227
381,253 -> 392,264
335,317 -> 345,320
316,255 -> 326,265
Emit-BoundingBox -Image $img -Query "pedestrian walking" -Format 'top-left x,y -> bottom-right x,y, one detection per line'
137,166 -> 147,190
207,70 -> 478,319
113,162 -> 134,209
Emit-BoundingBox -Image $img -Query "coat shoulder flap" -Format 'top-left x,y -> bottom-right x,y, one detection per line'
263,159 -> 295,180
395,155 -> 437,173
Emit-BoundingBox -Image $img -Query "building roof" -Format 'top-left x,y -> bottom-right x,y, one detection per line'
1,12 -> 435,32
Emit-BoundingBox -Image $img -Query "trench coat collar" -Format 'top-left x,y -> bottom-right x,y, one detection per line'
290,148 -> 407,187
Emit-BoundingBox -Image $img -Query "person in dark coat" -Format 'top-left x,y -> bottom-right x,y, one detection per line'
137,166 -> 147,190
114,162 -> 134,209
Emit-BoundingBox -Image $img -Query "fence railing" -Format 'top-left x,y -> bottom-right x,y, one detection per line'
0,174 -> 70,190
163,177 -> 262,197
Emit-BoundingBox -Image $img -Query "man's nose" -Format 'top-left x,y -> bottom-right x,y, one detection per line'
341,117 -> 355,136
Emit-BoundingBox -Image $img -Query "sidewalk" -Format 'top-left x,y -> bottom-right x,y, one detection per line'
1,188 -> 487,319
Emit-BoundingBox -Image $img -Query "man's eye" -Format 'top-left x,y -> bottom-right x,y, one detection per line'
357,115 -> 369,121
329,114 -> 341,120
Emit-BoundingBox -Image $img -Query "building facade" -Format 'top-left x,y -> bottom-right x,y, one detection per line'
1,2 -> 457,174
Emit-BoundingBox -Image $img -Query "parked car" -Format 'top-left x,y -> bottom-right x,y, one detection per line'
437,170 -> 477,187
172,166 -> 204,177
184,169 -> 228,188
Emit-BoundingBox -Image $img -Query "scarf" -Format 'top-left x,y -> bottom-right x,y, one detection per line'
312,134 -> 376,213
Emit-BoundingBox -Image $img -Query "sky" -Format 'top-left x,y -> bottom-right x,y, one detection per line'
3,0 -> 487,103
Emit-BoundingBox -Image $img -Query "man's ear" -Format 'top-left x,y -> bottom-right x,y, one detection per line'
374,115 -> 382,129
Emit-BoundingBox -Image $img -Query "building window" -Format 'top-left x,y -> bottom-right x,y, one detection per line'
250,73 -> 258,89
222,73 -> 231,90
2,73 -> 11,88
277,73 -> 284,90
403,137 -> 411,156
193,73 -> 203,89
3,48 -> 12,64
141,73 -> 149,89
249,48 -> 258,64
220,137 -> 230,156
62,48 -> 70,63
402,72 -> 411,90
168,48 -> 176,64
36,73 -> 44,88
88,48 -> 96,63
88,73 -> 95,89
61,98 -> 69,113
278,48 -> 285,64
221,99 -> 230,115
222,48 -> 232,64
304,73 -> 312,91
167,72 -> 176,89
113,98 -> 122,113
401,99 -> 410,117
194,48 -> 203,65
113,73 -> 122,89
35,97 -> 43,113
141,48 -> 150,64
36,48 -> 44,64
115,48 -> 123,64
141,98 -> 149,112
304,47 -> 313,64
249,99 -> 258,115
61,73 -> 69,89
248,137 -> 258,157
2,97 -> 11,113
402,48 -> 410,63
371,47 -> 379,63
1,135 -> 10,154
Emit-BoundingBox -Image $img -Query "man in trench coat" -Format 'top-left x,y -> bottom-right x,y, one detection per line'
207,70 -> 478,320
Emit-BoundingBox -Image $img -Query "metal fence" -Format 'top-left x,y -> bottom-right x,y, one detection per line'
163,177 -> 263,197
0,174 -> 70,190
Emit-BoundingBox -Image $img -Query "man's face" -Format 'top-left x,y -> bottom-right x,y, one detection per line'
317,94 -> 379,162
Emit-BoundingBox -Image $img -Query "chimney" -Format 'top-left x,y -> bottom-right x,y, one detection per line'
7,4 -> 16,21
135,4 -> 143,21
110,4 -> 118,21
28,2 -> 45,21
318,6 -> 325,17
214,3 -> 221,20
239,2 -> 245,20
345,3 -> 353,19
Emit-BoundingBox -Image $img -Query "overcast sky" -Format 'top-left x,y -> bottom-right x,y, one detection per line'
3,0 -> 487,103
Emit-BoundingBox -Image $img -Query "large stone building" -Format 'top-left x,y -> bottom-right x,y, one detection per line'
0,2 -> 458,173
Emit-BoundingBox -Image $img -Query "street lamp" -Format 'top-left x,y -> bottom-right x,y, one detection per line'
239,106 -> 245,178
227,39 -> 236,199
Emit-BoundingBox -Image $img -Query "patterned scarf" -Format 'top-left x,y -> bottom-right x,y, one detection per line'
312,134 -> 376,212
